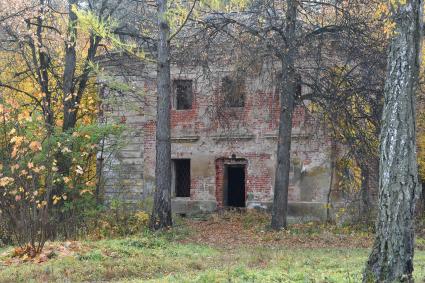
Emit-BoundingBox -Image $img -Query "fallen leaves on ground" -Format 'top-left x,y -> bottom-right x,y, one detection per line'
179,212 -> 374,249
1,241 -> 85,266
0,211 -> 381,267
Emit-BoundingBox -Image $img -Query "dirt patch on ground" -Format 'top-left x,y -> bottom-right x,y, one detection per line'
0,241 -> 87,266
180,214 -> 374,249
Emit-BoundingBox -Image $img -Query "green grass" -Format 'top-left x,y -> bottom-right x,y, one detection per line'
146,248 -> 425,283
1,236 -> 425,282
0,216 -> 424,283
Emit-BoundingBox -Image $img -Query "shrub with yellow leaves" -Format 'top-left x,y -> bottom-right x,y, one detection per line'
0,98 -> 124,255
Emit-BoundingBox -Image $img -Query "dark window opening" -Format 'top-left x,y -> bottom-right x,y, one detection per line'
224,165 -> 246,207
296,74 -> 302,98
275,73 -> 302,98
173,80 -> 192,110
222,76 -> 245,108
173,159 -> 191,197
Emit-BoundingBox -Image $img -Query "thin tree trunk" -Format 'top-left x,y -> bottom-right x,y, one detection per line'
271,0 -> 297,230
363,0 -> 423,281
150,0 -> 172,230
35,0 -> 54,131
421,182 -> 425,216
359,163 -> 371,224
326,139 -> 337,223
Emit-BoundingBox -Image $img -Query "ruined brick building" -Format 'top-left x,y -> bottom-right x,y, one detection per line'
98,53 -> 341,221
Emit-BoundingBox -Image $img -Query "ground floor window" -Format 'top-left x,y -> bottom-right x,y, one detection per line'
172,159 -> 191,197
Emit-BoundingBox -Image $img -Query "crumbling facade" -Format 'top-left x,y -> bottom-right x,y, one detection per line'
98,54 -> 341,221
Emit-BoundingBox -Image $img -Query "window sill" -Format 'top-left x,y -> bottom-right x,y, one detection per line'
172,108 -> 193,111
223,106 -> 244,109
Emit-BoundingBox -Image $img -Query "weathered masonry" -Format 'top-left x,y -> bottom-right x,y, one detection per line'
98,54 -> 342,221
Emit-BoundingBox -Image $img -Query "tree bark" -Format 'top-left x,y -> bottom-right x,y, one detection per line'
57,2 -> 101,196
363,0 -> 423,281
59,2 -> 101,185
62,34 -> 100,132
62,0 -> 78,114
54,0 -> 79,189
271,0 -> 297,230
150,0 -> 172,230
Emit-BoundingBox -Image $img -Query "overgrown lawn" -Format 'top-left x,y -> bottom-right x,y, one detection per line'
1,214 -> 425,282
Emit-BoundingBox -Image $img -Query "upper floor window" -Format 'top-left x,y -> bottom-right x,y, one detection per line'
173,79 -> 192,110
275,73 -> 302,98
222,76 -> 245,108
296,74 -> 302,97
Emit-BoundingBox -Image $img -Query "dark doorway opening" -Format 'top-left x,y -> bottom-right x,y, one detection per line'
173,159 -> 191,197
225,165 -> 246,207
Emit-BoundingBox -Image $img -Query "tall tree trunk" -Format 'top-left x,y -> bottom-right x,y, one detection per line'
271,0 -> 297,230
60,2 -> 100,180
55,0 -> 78,189
150,0 -> 172,230
363,0 -> 423,281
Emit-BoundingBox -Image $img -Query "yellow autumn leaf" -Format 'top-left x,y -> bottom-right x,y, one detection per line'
32,166 -> 44,173
80,189 -> 93,195
29,141 -> 42,151
0,177 -> 14,187
17,110 -> 31,123
76,165 -> 84,175
10,136 -> 24,145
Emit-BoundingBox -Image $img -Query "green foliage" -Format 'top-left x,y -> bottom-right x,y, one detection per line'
336,158 -> 362,194
77,250 -> 104,261
72,5 -> 144,59
199,0 -> 250,11
72,4 -> 118,37
81,199 -> 152,240
120,237 -> 167,250
417,109 -> 425,182
416,238 -> 425,250
0,98 -> 124,251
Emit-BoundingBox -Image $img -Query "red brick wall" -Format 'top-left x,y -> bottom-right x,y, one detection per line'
214,156 -> 272,207
215,159 -> 224,206
140,78 -> 330,205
